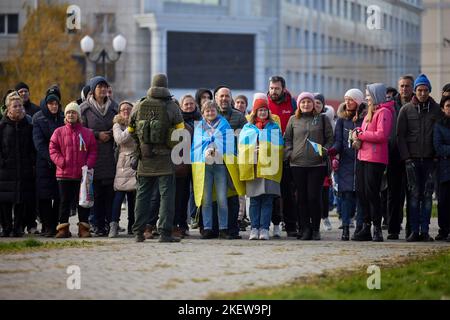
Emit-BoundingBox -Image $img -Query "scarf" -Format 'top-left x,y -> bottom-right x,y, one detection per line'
255,117 -> 269,129
88,96 -> 111,116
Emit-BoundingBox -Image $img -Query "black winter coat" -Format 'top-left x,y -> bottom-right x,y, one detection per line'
0,116 -> 36,203
32,102 -> 64,199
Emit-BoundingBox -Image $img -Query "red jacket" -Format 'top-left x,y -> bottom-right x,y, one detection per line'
268,90 -> 295,134
357,101 -> 394,165
50,123 -> 97,179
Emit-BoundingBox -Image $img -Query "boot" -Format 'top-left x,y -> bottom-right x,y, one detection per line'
406,232 -> 420,242
353,223 -> 372,241
108,222 -> 119,238
78,222 -> 92,238
143,224 -> 154,239
351,224 -> 362,241
45,225 -> 57,237
299,227 -> 312,240
55,223 -> 71,238
341,226 -> 350,241
419,232 -> 434,242
372,225 -> 384,242
312,230 -> 321,240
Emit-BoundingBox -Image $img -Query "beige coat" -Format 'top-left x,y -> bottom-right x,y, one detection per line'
113,115 -> 137,191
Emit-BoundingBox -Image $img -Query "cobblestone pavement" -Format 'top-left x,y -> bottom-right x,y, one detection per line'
1,216 -> 449,300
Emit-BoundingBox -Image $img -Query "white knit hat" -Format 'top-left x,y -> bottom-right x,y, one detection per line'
344,89 -> 364,106
64,102 -> 81,118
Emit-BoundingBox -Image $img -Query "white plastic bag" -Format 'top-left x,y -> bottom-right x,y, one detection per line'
79,165 -> 94,208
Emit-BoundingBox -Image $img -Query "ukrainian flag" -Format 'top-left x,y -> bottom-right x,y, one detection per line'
191,116 -> 245,207
238,121 -> 283,183
307,139 -> 324,157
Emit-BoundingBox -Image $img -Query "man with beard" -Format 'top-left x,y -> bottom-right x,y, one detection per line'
267,76 -> 297,238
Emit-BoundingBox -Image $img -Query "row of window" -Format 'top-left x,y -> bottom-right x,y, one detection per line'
286,0 -> 420,37
0,14 -> 19,35
284,70 -> 369,98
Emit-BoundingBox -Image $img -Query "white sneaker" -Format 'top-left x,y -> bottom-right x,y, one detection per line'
323,218 -> 332,231
272,225 -> 281,238
259,229 -> 270,240
249,228 -> 259,240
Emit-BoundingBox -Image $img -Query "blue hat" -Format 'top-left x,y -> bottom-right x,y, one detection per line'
414,74 -> 432,93
89,76 -> 109,93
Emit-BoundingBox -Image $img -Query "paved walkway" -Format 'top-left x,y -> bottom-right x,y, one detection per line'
1,217 -> 449,300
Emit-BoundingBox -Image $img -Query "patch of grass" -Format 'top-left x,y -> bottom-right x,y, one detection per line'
210,249 -> 450,300
0,239 -> 104,254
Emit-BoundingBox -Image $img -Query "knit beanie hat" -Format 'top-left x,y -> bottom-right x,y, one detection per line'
252,93 -> 269,113
314,93 -> 325,106
15,82 -> 29,92
46,85 -> 61,101
151,73 -> 168,88
297,92 -> 315,106
344,88 -> 364,106
89,76 -> 109,93
64,102 -> 81,118
45,94 -> 60,104
414,74 -> 432,92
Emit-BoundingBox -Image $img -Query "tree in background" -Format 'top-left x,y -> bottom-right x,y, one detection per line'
0,3 -> 83,106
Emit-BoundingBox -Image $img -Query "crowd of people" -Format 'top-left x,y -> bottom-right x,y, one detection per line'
0,73 -> 449,243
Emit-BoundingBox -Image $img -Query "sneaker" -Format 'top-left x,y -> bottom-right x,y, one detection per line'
322,218 -> 332,231
406,232 -> 420,242
27,227 -> 40,235
272,225 -> 281,238
249,228 -> 259,240
108,222 -> 119,238
259,229 -> 270,240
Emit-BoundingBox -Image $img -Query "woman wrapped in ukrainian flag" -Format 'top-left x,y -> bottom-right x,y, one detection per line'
238,93 -> 283,240
191,100 -> 244,239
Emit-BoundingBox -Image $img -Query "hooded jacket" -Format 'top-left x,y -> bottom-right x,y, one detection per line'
332,102 -> 366,192
397,96 -> 441,161
32,98 -> 64,199
0,115 -> 36,203
357,100 -> 394,165
113,114 -> 137,191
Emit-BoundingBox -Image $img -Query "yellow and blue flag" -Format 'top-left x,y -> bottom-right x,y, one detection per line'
191,116 -> 245,207
307,139 -> 324,157
238,121 -> 283,183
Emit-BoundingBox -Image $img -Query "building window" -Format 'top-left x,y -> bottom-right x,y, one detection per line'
313,32 -> 318,50
0,14 -> 19,34
304,30 -> 310,50
95,13 -> 116,35
167,0 -> 222,4
95,62 -> 115,82
286,25 -> 292,48
343,0 -> 348,19
295,28 -> 301,48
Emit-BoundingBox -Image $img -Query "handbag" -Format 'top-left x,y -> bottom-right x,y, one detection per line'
79,165 -> 94,208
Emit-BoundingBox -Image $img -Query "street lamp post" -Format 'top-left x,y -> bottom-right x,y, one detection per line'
80,34 -> 127,79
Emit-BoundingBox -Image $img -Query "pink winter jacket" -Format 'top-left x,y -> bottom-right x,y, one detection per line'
50,123 -> 97,179
357,101 -> 394,165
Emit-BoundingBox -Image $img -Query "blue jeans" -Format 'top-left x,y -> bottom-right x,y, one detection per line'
406,159 -> 435,233
202,164 -> 228,230
249,194 -> 274,230
111,191 -> 135,226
